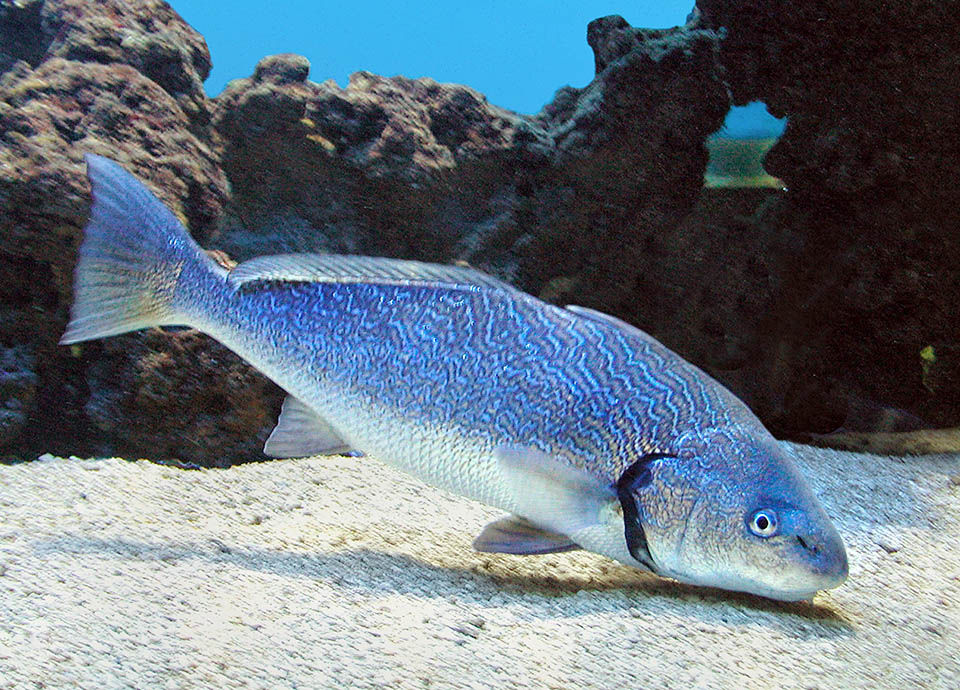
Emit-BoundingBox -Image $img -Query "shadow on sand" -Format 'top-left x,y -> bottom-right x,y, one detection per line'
38,533 -> 855,637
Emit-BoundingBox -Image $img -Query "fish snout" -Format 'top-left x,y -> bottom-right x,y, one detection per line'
795,527 -> 849,589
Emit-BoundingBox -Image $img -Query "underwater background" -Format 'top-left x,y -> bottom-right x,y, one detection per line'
0,0 -> 958,465
1,3 -> 959,689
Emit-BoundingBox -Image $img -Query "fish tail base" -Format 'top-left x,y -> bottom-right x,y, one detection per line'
60,155 -> 222,344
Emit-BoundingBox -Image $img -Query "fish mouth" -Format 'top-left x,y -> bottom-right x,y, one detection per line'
750,575 -> 844,602
794,529 -> 849,587
748,533 -> 849,601
712,566 -> 847,602
671,568 -> 845,602
754,587 -> 825,602
666,530 -> 849,602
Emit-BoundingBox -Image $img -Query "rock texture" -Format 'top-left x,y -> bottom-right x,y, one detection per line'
209,20 -> 728,295
694,0 -> 960,433
0,0 -> 232,460
82,330 -> 281,467
0,0 -> 958,462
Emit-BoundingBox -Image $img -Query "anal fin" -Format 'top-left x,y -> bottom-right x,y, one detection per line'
263,395 -> 353,458
473,516 -> 581,555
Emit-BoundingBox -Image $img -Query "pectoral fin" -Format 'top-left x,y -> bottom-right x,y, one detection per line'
473,516 -> 581,555
494,444 -> 616,535
263,395 -> 353,458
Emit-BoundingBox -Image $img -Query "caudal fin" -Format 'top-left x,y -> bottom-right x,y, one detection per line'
60,155 -> 218,344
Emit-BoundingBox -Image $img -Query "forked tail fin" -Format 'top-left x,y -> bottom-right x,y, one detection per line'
60,155 -> 221,344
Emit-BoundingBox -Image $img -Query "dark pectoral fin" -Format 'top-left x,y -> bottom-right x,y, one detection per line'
616,453 -> 674,572
473,516 -> 582,555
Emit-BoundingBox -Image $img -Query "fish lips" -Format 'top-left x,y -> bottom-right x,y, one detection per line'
771,499 -> 850,596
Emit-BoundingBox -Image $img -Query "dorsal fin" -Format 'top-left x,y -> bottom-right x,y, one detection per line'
565,304 -> 663,348
228,254 -> 515,292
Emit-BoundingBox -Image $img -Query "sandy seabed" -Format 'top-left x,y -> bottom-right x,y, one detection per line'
0,442 -> 957,690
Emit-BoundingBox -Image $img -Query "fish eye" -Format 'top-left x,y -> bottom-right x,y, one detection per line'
748,509 -> 778,538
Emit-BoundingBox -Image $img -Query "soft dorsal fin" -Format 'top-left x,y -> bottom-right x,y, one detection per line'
473,515 -> 581,555
229,253 -> 515,292
263,395 -> 353,458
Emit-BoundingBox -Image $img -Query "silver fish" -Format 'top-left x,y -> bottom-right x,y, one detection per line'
61,155 -> 848,601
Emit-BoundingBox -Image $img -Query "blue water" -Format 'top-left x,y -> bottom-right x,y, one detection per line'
169,0 -> 784,137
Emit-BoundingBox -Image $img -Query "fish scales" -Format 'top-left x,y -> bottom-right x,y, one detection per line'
187,274 -> 744,485
60,155 -> 848,601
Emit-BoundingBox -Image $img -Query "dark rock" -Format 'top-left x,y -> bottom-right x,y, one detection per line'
4,0 -> 958,463
0,0 -> 234,458
0,59 -> 226,249
0,0 -> 227,266
211,60 -> 557,267
1,0 -> 213,131
81,330 -> 282,467
696,0 -> 960,434
524,20 -> 729,313
0,345 -> 37,446
253,53 -> 311,85
211,22 -> 728,303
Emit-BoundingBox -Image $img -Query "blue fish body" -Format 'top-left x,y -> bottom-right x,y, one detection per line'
62,155 -> 848,601
196,277 -> 748,480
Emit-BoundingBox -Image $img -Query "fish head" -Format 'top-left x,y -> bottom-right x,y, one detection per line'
624,431 -> 848,601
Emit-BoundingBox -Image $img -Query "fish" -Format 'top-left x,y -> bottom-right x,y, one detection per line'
61,154 -> 848,601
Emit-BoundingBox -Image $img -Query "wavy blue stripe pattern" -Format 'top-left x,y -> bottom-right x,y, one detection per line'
213,277 -> 762,481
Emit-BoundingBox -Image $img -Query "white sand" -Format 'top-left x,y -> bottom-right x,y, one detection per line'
1,443 -> 958,689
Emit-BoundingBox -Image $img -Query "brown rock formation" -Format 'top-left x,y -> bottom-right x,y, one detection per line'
1,0 -> 958,463
0,0 -> 232,460
210,21 -> 728,301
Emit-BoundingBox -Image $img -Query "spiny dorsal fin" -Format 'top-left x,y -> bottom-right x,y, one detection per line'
263,395 -> 353,458
473,515 -> 581,555
229,254 -> 515,292
565,305 -> 664,349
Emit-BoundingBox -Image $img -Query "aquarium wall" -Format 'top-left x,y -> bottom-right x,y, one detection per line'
0,0 -> 957,463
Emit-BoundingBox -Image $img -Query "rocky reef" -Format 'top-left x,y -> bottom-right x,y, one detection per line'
696,0 -> 960,435
0,0 -> 957,463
